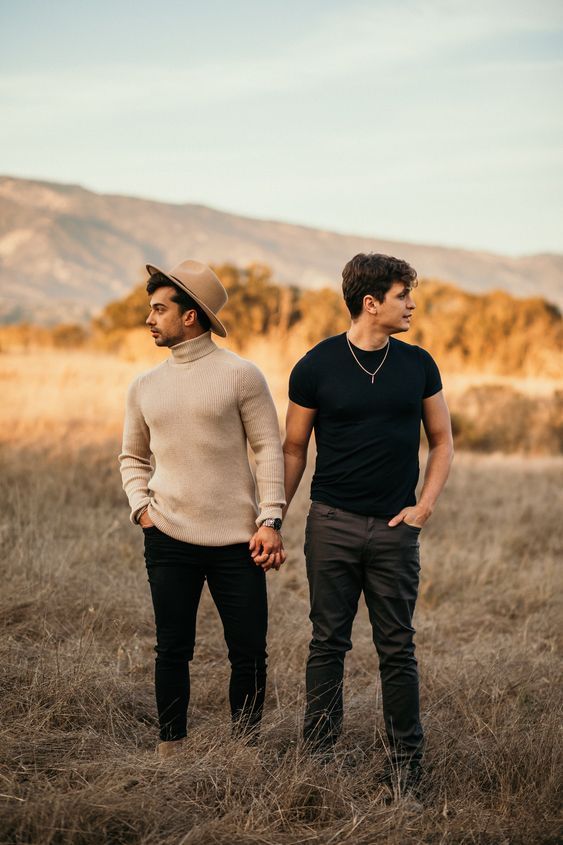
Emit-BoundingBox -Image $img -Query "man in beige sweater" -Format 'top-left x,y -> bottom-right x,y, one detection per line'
119,260 -> 286,758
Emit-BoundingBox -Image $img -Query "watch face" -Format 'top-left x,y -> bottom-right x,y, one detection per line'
263,518 -> 282,531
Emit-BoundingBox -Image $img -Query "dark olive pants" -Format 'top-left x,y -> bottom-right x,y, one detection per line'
143,526 -> 268,742
304,501 -> 424,763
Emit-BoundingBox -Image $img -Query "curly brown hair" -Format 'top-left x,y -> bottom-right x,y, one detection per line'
342,253 -> 418,318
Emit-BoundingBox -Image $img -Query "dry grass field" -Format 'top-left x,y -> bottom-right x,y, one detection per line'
1,348 -> 562,844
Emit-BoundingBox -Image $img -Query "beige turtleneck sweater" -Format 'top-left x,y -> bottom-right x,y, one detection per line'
119,332 -> 285,546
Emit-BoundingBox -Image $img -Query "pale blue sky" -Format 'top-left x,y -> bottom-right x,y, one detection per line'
1,0 -> 562,255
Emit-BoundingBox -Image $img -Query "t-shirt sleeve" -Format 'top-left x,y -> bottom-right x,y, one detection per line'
289,354 -> 318,409
419,348 -> 443,398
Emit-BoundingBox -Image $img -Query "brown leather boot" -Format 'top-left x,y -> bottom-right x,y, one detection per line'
156,738 -> 186,760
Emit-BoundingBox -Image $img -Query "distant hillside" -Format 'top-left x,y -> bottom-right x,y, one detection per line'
0,175 -> 562,324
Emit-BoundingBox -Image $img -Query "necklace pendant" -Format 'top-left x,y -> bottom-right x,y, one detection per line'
346,332 -> 390,385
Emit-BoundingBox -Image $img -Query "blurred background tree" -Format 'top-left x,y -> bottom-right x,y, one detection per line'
93,283 -> 148,332
22,264 -> 561,379
51,323 -> 88,349
212,263 -> 301,348
407,281 -> 563,378
292,287 -> 348,345
2,262 -> 562,455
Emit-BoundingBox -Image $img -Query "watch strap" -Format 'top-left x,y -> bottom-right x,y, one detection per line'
260,517 -> 282,531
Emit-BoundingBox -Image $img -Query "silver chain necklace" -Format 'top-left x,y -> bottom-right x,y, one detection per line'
346,333 -> 390,383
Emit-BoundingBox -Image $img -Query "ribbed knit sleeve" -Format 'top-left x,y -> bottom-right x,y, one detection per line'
119,377 -> 153,524
239,363 -> 286,526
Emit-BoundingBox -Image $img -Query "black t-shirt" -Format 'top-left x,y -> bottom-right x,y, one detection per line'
289,333 -> 442,517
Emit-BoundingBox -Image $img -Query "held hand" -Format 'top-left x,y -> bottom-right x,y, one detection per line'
139,509 -> 155,529
249,526 -> 287,572
388,505 -> 432,529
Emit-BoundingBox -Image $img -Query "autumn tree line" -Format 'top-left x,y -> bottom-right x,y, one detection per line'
2,262 -> 562,453
1,262 -> 562,379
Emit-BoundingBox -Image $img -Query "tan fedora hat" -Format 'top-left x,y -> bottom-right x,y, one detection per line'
146,260 -> 228,337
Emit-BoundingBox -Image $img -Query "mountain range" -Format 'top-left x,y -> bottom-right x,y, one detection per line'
1,175 -> 561,324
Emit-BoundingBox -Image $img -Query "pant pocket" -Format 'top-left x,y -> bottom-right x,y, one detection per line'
308,501 -> 336,519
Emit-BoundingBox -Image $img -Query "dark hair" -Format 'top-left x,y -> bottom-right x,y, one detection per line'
146,273 -> 211,331
342,253 -> 418,318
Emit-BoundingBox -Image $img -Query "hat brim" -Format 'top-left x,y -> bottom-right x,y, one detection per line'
146,264 -> 227,337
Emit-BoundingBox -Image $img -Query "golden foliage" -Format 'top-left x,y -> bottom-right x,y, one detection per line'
51,323 -> 88,348
2,267 -> 562,381
93,284 -> 148,332
212,263 -> 302,346
407,281 -> 563,378
0,321 -> 87,351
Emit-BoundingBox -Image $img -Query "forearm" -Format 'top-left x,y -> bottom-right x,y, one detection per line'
240,368 -> 286,523
253,443 -> 286,523
418,441 -> 454,515
119,379 -> 153,523
282,447 -> 308,518
119,451 -> 153,522
247,410 -> 285,522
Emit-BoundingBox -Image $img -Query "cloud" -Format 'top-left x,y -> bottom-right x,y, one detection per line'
2,0 -> 562,115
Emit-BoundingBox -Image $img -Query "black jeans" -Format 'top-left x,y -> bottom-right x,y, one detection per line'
143,526 -> 268,741
304,502 -> 424,763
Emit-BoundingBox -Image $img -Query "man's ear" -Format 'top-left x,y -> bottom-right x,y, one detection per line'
183,308 -> 197,327
363,294 -> 378,315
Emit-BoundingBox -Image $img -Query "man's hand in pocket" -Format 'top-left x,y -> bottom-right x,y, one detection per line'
139,508 -> 155,529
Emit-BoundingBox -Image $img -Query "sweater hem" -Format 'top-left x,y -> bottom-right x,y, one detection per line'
147,504 -> 257,546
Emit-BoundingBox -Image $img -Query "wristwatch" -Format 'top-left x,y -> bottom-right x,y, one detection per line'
260,518 -> 282,531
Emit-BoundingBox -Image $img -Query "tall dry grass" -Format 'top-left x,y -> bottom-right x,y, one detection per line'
2,342 -> 563,451
1,346 -> 562,843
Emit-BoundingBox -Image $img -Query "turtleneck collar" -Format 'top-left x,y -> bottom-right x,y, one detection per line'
169,332 -> 217,365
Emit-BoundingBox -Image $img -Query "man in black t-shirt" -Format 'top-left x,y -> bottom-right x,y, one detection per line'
284,252 -> 453,794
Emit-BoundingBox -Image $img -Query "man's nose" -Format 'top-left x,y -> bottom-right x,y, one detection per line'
146,313 -> 154,326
